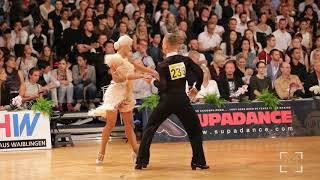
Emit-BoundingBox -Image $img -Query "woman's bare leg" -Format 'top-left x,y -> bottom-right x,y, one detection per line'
98,111 -> 118,161
121,111 -> 139,153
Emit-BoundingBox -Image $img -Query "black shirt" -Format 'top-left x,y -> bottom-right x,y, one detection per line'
30,34 -> 46,54
154,54 -> 203,94
62,27 -> 82,56
79,32 -> 98,45
48,11 -> 61,28
249,75 -> 272,100
291,62 -> 308,84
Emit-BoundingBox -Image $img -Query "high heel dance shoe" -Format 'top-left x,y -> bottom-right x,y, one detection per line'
191,163 -> 210,170
96,152 -> 105,165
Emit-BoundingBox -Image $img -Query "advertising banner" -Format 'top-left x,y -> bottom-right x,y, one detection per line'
0,111 -> 52,151
142,99 -> 320,143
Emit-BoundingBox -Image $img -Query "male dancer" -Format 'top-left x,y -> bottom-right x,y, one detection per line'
135,32 -> 209,170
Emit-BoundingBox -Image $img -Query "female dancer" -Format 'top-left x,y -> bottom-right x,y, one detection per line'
89,35 -> 158,165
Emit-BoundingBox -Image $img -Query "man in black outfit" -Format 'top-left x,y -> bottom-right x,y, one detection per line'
135,32 -> 209,170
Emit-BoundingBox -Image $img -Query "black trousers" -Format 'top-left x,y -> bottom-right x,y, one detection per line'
136,93 -> 206,165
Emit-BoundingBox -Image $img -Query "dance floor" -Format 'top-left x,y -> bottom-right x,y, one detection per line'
1,136 -> 320,180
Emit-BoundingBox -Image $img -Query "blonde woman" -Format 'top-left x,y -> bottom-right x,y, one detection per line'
196,64 -> 220,99
89,35 -> 158,165
132,20 -> 149,51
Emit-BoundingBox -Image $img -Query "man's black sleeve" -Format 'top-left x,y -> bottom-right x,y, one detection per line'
185,58 -> 203,91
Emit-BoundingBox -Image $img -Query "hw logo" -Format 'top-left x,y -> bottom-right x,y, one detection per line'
0,113 -> 40,138
279,152 -> 303,173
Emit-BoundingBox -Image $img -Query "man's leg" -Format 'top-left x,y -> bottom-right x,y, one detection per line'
136,101 -> 171,167
175,104 -> 207,166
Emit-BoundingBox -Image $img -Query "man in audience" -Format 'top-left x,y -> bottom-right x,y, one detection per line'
274,62 -> 305,99
290,48 -> 308,86
218,60 -> 244,102
273,18 -> 292,52
266,49 -> 282,84
133,39 -> 155,69
258,34 -> 276,63
247,20 -> 266,48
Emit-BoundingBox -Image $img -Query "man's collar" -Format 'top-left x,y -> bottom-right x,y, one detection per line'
166,52 -> 179,58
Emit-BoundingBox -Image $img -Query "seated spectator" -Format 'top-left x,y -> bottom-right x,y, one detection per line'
16,45 -> 38,79
310,49 -> 320,72
39,46 -> 55,68
310,35 -> 320,67
11,20 -> 28,57
266,49 -> 282,84
0,68 -> 8,108
0,29 -> 15,55
258,34 -> 276,64
218,60 -> 244,102
132,20 -> 149,51
28,23 -> 48,57
237,54 -> 247,75
243,29 -> 262,55
242,68 -> 254,85
187,39 -> 207,61
133,60 -> 158,102
208,53 -> 227,81
52,58 -> 74,111
256,13 -> 273,35
148,32 -> 163,66
132,39 -> 155,69
20,68 -> 48,104
4,56 -> 24,104
37,61 -> 60,108
274,62 -> 305,100
198,21 -> 222,54
289,48 -> 308,85
307,60 -> 320,97
236,38 -> 256,69
72,55 -> 97,111
286,36 -> 309,71
249,61 -> 272,100
220,30 -> 240,59
160,12 -> 178,35
195,64 -> 220,99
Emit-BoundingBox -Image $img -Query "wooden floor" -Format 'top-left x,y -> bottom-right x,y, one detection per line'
1,136 -> 320,180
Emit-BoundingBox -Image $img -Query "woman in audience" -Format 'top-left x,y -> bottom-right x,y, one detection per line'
52,58 -> 74,111
39,46 -> 55,68
4,56 -> 24,104
257,14 -> 273,35
195,64 -> 220,100
237,54 -> 247,75
236,38 -> 256,69
243,29 -> 262,55
298,18 -> 313,52
310,35 -> 320,67
114,2 -> 125,23
0,68 -> 8,108
20,68 -> 47,104
220,30 -> 240,59
132,20 -> 149,51
16,45 -> 38,80
249,61 -> 272,100
72,55 -> 97,111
